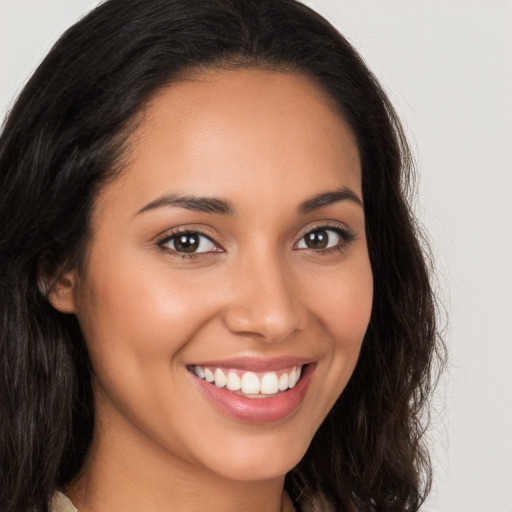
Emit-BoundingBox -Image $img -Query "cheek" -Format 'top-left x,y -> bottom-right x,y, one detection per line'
308,256 -> 373,401
73,256 -> 225,451
74,252 -> 220,381
78,255 -> 209,344
313,258 -> 373,346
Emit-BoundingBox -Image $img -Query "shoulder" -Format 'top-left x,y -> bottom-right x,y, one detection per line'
50,491 -> 79,512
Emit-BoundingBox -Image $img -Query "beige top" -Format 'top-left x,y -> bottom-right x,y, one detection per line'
51,491 -> 79,512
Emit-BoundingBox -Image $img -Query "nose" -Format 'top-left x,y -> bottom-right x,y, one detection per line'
222,252 -> 305,342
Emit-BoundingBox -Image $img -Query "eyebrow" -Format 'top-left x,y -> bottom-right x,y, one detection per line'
135,186 -> 362,217
136,194 -> 235,216
298,187 -> 363,214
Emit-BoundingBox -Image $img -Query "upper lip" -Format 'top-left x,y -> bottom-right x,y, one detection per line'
188,356 -> 314,372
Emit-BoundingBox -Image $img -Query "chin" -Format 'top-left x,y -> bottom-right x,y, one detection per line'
210,453 -> 304,482
192,427 -> 313,482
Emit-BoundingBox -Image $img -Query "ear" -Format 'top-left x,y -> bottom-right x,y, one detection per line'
47,269 -> 79,314
38,260 -> 79,314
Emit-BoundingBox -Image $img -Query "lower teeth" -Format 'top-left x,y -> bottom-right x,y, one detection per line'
234,390 -> 281,399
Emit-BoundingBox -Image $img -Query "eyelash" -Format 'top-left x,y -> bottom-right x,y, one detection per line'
156,223 -> 355,259
157,227 -> 222,259
295,223 -> 355,254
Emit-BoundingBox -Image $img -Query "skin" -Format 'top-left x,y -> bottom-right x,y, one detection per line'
51,69 -> 373,512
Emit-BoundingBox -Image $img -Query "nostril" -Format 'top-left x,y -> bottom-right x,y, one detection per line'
222,299 -> 303,341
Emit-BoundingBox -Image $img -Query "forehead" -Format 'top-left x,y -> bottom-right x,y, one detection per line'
96,68 -> 361,218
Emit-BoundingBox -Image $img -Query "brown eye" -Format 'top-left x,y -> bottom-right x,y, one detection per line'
303,229 -> 330,249
296,227 -> 352,251
160,232 -> 218,254
174,233 -> 200,252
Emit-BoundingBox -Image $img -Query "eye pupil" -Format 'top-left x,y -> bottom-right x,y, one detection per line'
174,234 -> 199,252
305,230 -> 328,249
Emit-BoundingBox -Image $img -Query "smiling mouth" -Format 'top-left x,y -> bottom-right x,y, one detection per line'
187,365 -> 305,398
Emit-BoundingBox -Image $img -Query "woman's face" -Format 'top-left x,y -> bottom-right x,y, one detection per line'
63,69 -> 373,482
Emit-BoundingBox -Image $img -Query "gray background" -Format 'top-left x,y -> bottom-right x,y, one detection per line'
1,1 -> 511,510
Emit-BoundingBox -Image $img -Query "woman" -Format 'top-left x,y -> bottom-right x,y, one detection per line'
0,1 -> 443,511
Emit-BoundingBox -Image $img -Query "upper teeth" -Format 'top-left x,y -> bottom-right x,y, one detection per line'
191,365 -> 303,395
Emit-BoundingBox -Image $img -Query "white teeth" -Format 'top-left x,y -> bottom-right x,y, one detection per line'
214,368 -> 227,388
191,365 -> 304,395
260,372 -> 279,394
288,368 -> 298,388
278,372 -> 289,391
241,372 -> 260,394
226,371 -> 241,391
194,366 -> 205,379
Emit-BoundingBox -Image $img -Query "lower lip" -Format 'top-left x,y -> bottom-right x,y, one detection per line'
191,364 -> 314,423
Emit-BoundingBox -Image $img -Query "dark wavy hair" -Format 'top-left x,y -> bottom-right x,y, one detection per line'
0,1 -> 444,511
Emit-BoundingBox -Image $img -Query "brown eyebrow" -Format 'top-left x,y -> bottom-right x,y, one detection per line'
298,187 -> 363,214
135,187 -> 362,217
136,194 -> 235,216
